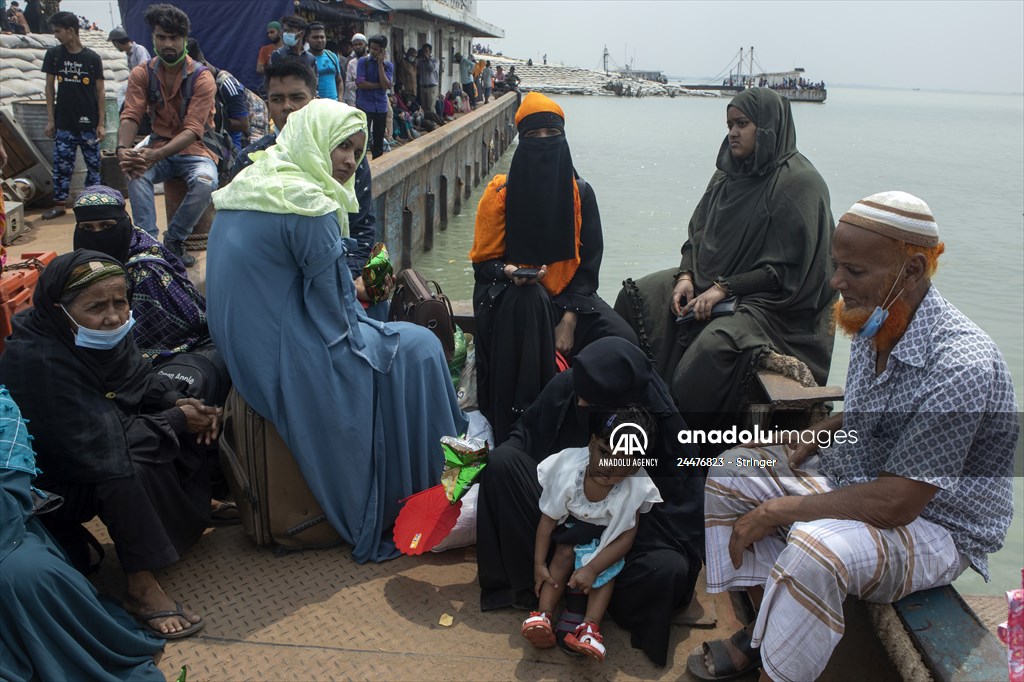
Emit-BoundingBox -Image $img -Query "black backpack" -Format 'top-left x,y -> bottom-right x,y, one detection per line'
145,58 -> 236,175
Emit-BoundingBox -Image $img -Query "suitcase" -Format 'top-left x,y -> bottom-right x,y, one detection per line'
218,388 -> 341,550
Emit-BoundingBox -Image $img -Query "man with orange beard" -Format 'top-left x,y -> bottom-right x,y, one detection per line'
689,191 -> 1018,682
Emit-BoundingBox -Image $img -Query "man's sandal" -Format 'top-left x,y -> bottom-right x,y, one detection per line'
686,626 -> 762,681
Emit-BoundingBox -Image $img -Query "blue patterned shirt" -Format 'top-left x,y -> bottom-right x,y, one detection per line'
820,285 -> 1018,580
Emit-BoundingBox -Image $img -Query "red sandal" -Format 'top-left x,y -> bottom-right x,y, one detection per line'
521,611 -> 555,649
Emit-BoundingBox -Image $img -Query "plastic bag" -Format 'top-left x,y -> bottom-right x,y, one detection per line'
448,328 -> 467,386
457,335 -> 477,411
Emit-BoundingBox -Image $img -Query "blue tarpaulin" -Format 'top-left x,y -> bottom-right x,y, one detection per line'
118,0 -> 293,93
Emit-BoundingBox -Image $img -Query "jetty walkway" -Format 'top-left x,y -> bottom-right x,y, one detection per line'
6,198 -> 1009,682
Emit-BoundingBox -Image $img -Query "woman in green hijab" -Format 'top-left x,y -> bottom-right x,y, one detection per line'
207,100 -> 466,563
615,87 -> 836,432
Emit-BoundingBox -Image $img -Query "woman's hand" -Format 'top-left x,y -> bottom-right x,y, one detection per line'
678,284 -> 727,321
503,263 -> 547,287
554,311 -> 576,355
567,564 -> 598,595
534,561 -> 557,597
177,399 -> 222,445
670,277 -> 695,317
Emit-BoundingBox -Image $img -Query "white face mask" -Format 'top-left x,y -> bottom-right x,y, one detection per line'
62,306 -> 136,350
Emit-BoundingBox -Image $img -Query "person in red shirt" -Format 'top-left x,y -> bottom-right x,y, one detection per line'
115,3 -> 217,268
256,20 -> 282,76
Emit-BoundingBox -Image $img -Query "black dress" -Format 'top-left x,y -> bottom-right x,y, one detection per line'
0,251 -> 209,574
472,177 -> 637,444
476,337 -> 705,666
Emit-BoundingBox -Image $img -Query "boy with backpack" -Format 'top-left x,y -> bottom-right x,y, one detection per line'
116,3 -> 217,267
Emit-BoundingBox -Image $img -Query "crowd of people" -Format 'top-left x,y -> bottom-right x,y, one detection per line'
0,3 -> 1017,681
252,17 -> 513,156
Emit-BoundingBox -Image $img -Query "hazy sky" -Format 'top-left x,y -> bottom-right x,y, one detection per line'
60,0 -> 1024,92
474,0 -> 1024,92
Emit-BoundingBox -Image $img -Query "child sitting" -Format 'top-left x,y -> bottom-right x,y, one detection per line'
522,406 -> 662,662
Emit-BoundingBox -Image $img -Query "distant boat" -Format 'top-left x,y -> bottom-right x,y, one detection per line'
680,47 -> 827,103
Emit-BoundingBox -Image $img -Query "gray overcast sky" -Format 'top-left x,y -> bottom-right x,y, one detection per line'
474,0 -> 1024,92
60,0 -> 1024,92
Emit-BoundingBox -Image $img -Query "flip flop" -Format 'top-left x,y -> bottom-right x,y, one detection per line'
41,207 -> 66,220
686,626 -> 761,681
134,601 -> 206,640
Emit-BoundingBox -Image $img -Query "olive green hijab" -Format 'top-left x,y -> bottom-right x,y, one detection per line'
680,87 -> 834,317
213,99 -> 367,236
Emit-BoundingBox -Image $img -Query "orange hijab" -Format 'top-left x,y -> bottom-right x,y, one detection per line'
469,93 -> 582,296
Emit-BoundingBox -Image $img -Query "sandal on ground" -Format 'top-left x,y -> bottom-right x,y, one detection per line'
554,609 -> 584,656
209,500 -> 240,526
133,601 -> 205,640
521,611 -> 555,649
687,626 -> 761,681
564,621 -> 606,662
42,207 -> 66,220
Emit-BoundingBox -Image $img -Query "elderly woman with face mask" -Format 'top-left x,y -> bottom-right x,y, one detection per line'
71,186 -> 211,363
616,87 -> 836,434
0,251 -> 220,640
207,100 -> 466,564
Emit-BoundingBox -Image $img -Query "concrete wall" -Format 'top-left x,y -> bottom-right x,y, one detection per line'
367,92 -> 517,268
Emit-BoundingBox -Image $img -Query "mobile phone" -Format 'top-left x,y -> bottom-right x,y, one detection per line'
512,267 -> 540,279
675,296 -> 739,324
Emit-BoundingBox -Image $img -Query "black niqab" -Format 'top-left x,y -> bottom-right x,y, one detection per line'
504,124 -> 577,265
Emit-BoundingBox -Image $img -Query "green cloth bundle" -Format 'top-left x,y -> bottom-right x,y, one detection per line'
440,436 -> 488,503
361,242 -> 393,305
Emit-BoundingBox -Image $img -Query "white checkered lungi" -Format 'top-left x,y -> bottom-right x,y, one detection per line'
705,446 -> 966,682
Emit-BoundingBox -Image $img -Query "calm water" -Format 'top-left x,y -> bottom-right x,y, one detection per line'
416,87 -> 1024,595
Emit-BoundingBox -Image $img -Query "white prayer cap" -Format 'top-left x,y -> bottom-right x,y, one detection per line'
839,191 -> 939,247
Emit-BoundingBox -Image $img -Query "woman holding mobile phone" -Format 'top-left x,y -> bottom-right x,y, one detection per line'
615,88 -> 836,434
470,93 -> 636,444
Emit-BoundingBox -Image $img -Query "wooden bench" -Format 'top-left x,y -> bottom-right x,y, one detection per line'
886,586 -> 1007,681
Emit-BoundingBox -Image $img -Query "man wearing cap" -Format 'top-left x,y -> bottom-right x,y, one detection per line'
342,33 -> 367,107
108,26 -> 150,72
691,191 -> 1018,682
256,20 -> 282,76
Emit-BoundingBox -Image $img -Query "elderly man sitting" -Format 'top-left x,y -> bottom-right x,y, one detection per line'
690,191 -> 1018,682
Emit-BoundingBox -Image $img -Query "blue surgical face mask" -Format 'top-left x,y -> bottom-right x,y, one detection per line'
62,306 -> 136,350
282,31 -> 299,47
857,260 -> 907,339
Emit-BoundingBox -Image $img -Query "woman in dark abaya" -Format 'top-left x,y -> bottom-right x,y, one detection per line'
469,92 -> 637,444
615,87 -> 835,431
476,337 -> 704,666
0,251 -> 219,640
0,388 -> 166,681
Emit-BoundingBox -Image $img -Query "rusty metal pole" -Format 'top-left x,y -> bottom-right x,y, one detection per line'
439,176 -> 448,228
401,207 -> 413,270
424,192 -> 435,252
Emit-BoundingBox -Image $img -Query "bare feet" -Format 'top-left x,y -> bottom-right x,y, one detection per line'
125,571 -> 201,636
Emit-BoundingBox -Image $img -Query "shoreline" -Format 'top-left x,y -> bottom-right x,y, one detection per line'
476,53 -> 721,98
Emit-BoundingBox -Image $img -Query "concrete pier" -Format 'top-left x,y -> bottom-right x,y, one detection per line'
369,94 -> 518,269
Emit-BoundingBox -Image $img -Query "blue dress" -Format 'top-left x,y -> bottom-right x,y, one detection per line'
206,210 -> 467,562
0,388 -> 164,682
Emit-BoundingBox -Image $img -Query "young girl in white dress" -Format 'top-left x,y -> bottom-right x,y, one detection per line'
521,406 -> 662,662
